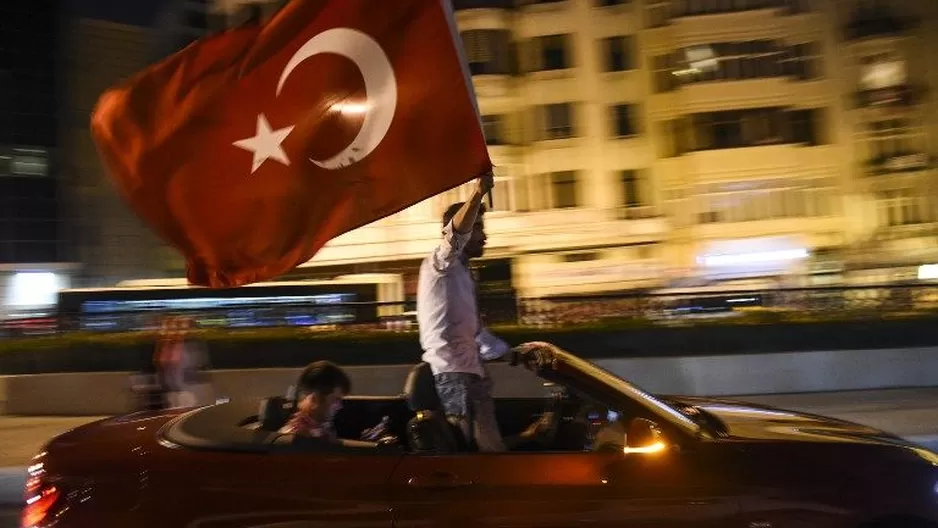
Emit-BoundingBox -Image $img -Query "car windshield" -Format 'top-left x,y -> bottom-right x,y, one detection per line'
564,355 -> 701,436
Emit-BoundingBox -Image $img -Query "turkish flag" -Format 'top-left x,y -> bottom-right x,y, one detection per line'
91,0 -> 491,287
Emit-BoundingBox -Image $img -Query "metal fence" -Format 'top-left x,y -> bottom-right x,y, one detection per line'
3,283 -> 937,337
516,284 -> 938,327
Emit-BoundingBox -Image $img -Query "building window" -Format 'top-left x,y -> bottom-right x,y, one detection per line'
696,177 -> 835,224
620,170 -> 642,207
645,1 -> 671,28
880,190 -> 928,227
489,165 -> 515,212
601,36 -> 634,72
653,53 -> 678,93
540,103 -> 576,140
785,42 -> 823,80
531,34 -> 572,71
550,171 -> 579,209
611,104 -> 640,137
864,118 -> 929,174
668,40 -> 822,86
482,115 -> 505,145
790,108 -> 827,146
461,29 -> 513,76
687,107 -> 828,151
692,108 -> 776,150
563,251 -> 599,263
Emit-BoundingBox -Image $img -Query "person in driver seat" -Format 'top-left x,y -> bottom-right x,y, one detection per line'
280,361 -> 350,441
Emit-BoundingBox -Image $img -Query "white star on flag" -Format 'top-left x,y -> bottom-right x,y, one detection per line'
232,114 -> 295,174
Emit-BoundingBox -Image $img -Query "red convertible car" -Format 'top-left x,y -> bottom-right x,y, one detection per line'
22,342 -> 938,528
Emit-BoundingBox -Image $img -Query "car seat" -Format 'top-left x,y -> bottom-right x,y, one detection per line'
258,396 -> 293,431
402,362 -> 471,453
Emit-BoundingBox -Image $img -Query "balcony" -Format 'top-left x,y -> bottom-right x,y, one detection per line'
674,78 -> 793,114
682,144 -> 838,178
486,207 -> 669,253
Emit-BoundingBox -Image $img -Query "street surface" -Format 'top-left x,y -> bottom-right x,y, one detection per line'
0,388 -> 936,527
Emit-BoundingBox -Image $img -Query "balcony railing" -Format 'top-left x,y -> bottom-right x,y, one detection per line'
854,85 -> 926,108
865,153 -> 934,176
617,206 -> 660,221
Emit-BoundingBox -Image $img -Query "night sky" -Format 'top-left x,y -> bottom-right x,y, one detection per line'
65,0 -> 172,26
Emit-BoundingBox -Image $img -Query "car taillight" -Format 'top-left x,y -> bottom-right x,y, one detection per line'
21,462 -> 64,528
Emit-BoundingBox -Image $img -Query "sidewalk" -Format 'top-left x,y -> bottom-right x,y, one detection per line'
0,388 -> 936,507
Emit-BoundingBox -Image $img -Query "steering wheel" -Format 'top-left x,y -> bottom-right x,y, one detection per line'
537,390 -> 564,442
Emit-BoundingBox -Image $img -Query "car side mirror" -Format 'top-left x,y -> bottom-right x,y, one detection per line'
623,418 -> 668,455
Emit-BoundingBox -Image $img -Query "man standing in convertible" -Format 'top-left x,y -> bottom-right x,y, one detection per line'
416,172 -> 514,452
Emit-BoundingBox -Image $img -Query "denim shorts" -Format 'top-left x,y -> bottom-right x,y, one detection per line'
434,372 -> 505,452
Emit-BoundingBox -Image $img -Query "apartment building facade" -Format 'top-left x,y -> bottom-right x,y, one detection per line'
70,0 -> 936,297
303,0 -> 937,295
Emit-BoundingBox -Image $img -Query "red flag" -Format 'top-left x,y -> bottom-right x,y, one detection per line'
91,0 -> 491,287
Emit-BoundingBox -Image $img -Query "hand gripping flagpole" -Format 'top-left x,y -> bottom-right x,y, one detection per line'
441,0 -> 494,210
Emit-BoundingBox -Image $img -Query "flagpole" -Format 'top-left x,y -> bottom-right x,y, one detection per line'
440,0 -> 494,209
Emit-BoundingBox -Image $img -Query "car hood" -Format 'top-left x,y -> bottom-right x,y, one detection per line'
664,395 -> 915,447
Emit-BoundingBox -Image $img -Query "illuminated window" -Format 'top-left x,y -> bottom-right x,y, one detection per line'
6,272 -> 65,308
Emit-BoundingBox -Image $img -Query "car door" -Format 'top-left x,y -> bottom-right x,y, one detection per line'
389,444 -> 740,528
154,449 -> 403,528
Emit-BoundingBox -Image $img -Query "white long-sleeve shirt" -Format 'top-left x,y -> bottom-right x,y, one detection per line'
417,221 -> 509,377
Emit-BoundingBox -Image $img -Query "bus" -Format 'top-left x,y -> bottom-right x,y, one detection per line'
57,274 -> 405,332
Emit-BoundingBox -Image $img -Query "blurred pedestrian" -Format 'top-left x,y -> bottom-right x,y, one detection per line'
155,315 -> 211,409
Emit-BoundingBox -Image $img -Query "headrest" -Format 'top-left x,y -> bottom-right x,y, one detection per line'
402,362 -> 441,412
258,396 -> 292,431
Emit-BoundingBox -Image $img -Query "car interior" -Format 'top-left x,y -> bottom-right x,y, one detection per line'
159,361 -> 635,455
